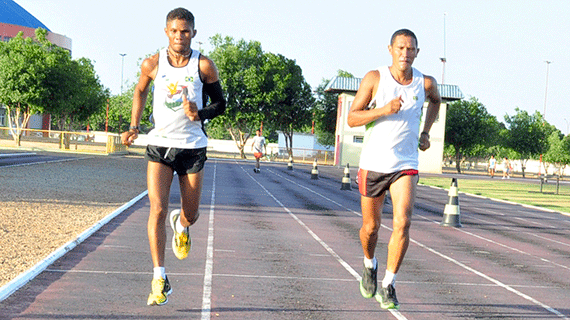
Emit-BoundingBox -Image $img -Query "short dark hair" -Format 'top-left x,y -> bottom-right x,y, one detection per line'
166,8 -> 195,27
390,29 -> 418,47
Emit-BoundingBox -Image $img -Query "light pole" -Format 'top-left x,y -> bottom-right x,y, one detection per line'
543,60 -> 551,120
440,12 -> 447,84
119,53 -> 127,94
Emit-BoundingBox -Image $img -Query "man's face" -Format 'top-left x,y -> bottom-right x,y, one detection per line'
165,19 -> 195,52
388,35 -> 419,72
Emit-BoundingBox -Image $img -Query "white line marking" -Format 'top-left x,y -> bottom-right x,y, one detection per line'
201,162 -> 217,320
0,190 -> 148,302
0,156 -> 91,168
255,167 -> 408,319
271,169 -> 569,319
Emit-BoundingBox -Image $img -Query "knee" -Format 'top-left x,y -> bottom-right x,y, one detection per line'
361,220 -> 380,237
149,203 -> 168,221
182,209 -> 200,226
392,215 -> 411,235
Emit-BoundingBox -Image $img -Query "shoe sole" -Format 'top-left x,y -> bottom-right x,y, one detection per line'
375,293 -> 399,309
359,280 -> 375,299
169,209 -> 180,233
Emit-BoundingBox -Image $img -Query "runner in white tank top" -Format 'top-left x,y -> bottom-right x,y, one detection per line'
120,8 -> 226,307
147,47 -> 207,149
359,65 -> 425,173
347,29 -> 441,310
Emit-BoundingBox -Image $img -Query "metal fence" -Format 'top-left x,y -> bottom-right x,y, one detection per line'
0,127 -> 127,155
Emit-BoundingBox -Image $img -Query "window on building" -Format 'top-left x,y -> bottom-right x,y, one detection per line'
353,135 -> 364,143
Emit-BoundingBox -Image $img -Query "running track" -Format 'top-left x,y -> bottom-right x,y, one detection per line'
1,159 -> 569,319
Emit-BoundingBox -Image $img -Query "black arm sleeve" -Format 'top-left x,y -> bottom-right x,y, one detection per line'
198,81 -> 226,121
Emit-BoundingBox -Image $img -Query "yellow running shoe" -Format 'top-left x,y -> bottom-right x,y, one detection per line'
147,276 -> 172,306
170,210 -> 191,260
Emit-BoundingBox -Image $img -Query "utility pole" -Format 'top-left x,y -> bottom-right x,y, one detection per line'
120,53 -> 127,94
543,60 -> 551,120
440,12 -> 447,84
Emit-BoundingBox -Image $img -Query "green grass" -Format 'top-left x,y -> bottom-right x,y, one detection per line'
419,176 -> 570,214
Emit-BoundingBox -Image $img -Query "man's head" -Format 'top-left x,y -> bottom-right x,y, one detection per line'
256,129 -> 261,136
167,8 -> 195,28
388,29 -> 419,72
390,29 -> 418,47
165,8 -> 196,53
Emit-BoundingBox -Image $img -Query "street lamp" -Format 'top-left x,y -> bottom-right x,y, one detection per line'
119,53 -> 127,94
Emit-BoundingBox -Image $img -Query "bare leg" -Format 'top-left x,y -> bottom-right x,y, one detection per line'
385,175 -> 417,273
360,194 -> 386,259
147,161 -> 174,268
178,169 -> 204,228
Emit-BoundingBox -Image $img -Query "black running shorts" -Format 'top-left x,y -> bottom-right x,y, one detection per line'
358,169 -> 418,198
145,145 -> 207,176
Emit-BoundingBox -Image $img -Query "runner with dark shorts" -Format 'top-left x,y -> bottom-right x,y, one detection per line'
121,7 -> 226,306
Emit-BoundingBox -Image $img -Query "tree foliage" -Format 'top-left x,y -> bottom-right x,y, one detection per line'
261,53 -> 314,156
207,35 -> 266,158
543,131 -> 570,175
207,34 -> 314,158
503,108 -> 554,177
0,28 -> 108,147
445,97 -> 501,172
313,70 -> 354,147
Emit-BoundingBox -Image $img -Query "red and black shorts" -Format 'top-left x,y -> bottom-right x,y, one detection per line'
358,169 -> 418,198
253,152 -> 263,160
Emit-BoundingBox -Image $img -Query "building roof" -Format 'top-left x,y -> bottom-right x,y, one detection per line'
324,76 -> 464,101
0,0 -> 50,31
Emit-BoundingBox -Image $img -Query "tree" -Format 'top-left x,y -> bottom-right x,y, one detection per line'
43,57 -> 108,133
504,108 -> 554,177
261,53 -> 314,157
314,70 -> 354,147
445,97 -> 500,173
543,131 -> 570,176
207,35 -> 266,158
0,29 -> 50,146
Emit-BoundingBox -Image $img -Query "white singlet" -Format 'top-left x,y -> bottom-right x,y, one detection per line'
147,48 -> 207,149
358,66 -> 425,173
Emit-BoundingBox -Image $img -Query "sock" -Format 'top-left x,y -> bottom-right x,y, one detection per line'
382,270 -> 397,288
363,256 -> 377,269
153,267 -> 166,280
176,217 -> 186,233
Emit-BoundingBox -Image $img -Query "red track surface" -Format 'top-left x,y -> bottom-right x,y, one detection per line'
1,159 -> 569,319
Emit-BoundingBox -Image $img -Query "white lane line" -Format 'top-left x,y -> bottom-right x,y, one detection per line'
414,208 -> 570,272
0,190 -> 148,302
201,162 -> 217,320
0,152 -> 36,158
270,169 -> 569,319
0,156 -> 91,168
253,167 -> 408,320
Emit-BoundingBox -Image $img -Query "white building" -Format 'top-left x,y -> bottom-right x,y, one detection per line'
325,76 -> 463,174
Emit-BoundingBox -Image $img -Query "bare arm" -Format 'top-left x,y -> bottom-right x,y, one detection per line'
418,75 -> 441,151
121,55 -> 158,146
347,70 -> 403,128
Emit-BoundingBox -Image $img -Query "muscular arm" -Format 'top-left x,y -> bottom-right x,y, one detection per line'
121,55 -> 158,146
347,70 -> 403,128
418,75 -> 441,151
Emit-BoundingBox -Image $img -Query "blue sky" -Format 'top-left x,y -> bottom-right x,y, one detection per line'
15,0 -> 570,134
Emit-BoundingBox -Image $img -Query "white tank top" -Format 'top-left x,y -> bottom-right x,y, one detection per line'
358,66 -> 425,173
147,48 -> 207,149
